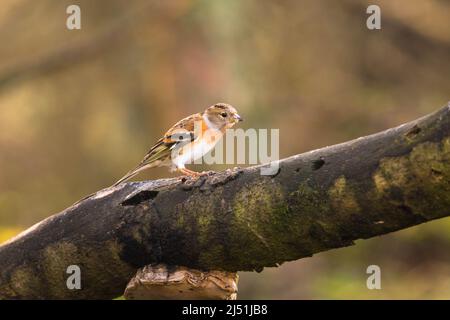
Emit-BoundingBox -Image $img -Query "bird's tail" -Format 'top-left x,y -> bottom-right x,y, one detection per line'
112,162 -> 154,187
70,162 -> 156,207
112,139 -> 175,187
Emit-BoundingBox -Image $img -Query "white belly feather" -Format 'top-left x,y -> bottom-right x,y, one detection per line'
172,130 -> 221,168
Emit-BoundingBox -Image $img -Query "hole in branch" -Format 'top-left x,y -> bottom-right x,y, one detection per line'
121,190 -> 159,206
405,124 -> 421,138
311,158 -> 325,171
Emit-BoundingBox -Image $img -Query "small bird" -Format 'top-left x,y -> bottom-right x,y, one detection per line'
113,103 -> 242,186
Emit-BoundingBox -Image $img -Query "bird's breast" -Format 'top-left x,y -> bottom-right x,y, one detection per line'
172,129 -> 223,167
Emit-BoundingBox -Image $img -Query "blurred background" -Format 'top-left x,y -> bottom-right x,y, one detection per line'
0,0 -> 449,299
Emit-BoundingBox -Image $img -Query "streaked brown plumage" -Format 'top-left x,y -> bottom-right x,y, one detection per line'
113,103 -> 242,186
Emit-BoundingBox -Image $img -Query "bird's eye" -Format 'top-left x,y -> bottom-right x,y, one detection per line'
220,112 -> 227,118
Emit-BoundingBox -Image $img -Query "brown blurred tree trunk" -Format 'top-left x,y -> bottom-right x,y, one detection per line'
0,104 -> 449,299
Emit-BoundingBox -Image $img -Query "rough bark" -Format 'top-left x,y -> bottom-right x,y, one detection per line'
0,104 -> 449,299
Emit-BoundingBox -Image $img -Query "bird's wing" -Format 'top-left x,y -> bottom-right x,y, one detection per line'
140,137 -> 175,164
112,113 -> 203,186
163,112 -> 203,144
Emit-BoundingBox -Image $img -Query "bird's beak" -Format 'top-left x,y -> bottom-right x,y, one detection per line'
234,114 -> 243,122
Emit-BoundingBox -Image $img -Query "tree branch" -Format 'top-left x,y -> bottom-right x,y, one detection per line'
1,104 -> 449,299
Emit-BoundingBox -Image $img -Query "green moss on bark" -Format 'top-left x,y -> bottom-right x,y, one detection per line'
372,138 -> 450,220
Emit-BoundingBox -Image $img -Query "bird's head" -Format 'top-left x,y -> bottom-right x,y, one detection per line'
203,103 -> 243,130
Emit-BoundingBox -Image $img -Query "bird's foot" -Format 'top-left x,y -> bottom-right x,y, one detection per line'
178,169 -> 217,183
179,168 -> 200,177
199,170 -> 216,176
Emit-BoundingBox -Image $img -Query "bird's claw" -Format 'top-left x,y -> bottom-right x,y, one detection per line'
179,170 -> 217,183
199,170 -> 216,176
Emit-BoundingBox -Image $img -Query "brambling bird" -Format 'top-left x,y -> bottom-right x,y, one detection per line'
113,103 -> 242,186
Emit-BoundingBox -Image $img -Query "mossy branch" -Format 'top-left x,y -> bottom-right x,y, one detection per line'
1,104 -> 449,299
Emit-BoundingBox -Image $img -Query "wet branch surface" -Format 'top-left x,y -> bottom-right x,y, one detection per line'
0,104 -> 449,299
